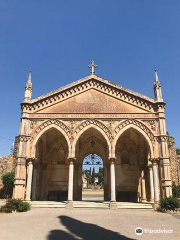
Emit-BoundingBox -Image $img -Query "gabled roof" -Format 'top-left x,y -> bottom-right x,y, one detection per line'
31,73 -> 155,104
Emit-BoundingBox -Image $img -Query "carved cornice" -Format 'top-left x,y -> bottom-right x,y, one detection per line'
157,135 -> 169,142
21,78 -> 156,113
19,135 -> 31,142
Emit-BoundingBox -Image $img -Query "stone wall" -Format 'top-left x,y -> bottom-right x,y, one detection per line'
0,154 -> 15,189
168,136 -> 180,185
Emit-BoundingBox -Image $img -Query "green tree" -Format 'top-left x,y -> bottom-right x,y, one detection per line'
97,167 -> 104,185
176,148 -> 180,155
0,171 -> 15,199
91,167 -> 95,185
2,171 -> 15,187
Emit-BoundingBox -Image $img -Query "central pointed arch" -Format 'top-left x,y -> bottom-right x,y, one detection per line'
72,120 -> 112,157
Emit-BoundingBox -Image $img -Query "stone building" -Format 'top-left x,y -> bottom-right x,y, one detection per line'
168,136 -> 180,185
12,62 -> 179,207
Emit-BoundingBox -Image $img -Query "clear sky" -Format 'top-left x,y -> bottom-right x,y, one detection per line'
0,1 -> 180,156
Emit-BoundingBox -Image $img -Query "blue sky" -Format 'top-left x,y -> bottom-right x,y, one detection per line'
0,1 -> 180,156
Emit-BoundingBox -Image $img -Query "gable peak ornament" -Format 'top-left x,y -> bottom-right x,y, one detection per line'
88,60 -> 97,75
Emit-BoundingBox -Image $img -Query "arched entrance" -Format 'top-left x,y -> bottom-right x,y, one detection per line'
82,153 -> 104,201
114,127 -> 153,202
31,127 -> 69,201
73,127 -> 110,201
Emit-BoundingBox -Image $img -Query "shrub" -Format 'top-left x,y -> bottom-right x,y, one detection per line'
2,172 -> 15,187
0,199 -> 31,213
0,194 -> 11,199
159,196 -> 180,212
172,183 -> 180,198
5,208 -> 13,213
17,202 -> 31,212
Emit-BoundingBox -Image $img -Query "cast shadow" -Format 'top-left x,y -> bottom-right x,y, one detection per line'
47,215 -> 136,240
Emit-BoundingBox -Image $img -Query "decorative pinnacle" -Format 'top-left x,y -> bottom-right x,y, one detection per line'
26,68 -> 32,89
88,60 -> 97,74
154,67 -> 159,83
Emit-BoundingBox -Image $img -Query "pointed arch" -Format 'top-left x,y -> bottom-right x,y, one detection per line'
72,119 -> 112,158
79,136 -> 107,162
31,121 -> 71,158
112,120 -> 154,158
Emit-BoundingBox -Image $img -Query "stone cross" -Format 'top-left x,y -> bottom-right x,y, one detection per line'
88,60 -> 97,74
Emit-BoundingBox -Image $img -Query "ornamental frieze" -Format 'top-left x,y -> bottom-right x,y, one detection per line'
21,79 -> 155,113
19,135 -> 31,142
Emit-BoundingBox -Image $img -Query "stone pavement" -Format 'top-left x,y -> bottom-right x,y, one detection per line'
0,208 -> 179,240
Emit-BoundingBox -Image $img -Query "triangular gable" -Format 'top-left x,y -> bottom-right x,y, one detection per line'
22,74 -> 156,113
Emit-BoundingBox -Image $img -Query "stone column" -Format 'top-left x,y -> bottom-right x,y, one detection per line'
31,167 -> 37,200
13,116 -> 31,199
66,158 -> 75,208
141,168 -> 146,202
157,107 -> 172,197
109,158 -> 117,209
25,159 -> 34,201
152,159 -> 159,203
13,157 -> 26,199
149,165 -> 154,202
41,163 -> 47,200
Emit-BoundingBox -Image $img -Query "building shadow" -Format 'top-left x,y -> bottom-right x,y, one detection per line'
47,215 -> 136,240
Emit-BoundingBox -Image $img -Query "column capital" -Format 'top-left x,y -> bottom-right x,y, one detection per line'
109,157 -> 116,164
68,158 -> 76,164
149,158 -> 159,165
148,164 -> 153,169
27,157 -> 36,165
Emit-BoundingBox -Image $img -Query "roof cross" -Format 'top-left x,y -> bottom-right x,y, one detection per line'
88,60 -> 97,74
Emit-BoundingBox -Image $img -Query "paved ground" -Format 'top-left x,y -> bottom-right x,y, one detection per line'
82,189 -> 104,201
0,208 -> 179,240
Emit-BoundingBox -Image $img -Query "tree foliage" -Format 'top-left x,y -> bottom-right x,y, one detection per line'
1,171 -> 15,187
176,148 -> 180,155
159,197 -> 180,212
172,183 -> 180,198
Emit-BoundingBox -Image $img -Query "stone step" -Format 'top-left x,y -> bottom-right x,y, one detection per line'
30,201 -> 66,208
32,205 -> 65,208
117,202 -> 153,209
30,201 -> 154,209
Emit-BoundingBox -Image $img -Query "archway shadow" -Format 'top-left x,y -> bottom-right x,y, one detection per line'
47,215 -> 136,240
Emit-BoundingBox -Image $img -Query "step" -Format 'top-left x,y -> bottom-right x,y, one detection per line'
32,204 -> 66,208
117,202 -> 153,209
30,201 -> 66,208
29,201 -> 154,209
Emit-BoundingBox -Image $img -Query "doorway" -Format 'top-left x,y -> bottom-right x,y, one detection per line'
82,153 -> 104,201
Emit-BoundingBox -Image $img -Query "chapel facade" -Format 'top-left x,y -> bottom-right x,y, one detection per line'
13,62 -> 173,208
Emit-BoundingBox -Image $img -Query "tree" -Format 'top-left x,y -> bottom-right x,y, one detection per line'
91,167 -> 95,185
176,148 -> 180,155
95,167 -> 104,185
0,171 -> 15,198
